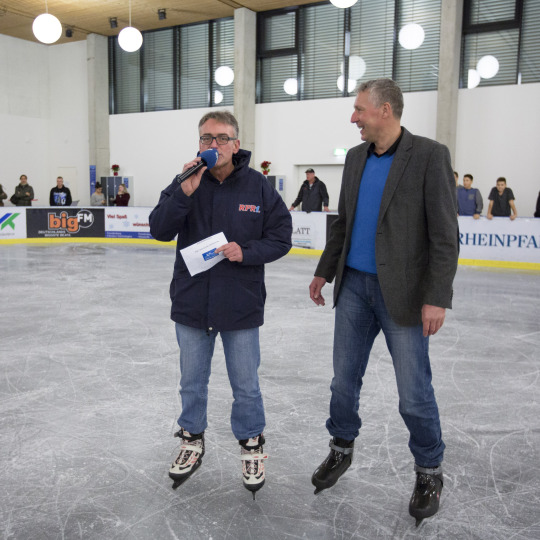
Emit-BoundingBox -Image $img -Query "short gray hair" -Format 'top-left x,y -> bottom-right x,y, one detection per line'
357,78 -> 404,119
198,110 -> 239,138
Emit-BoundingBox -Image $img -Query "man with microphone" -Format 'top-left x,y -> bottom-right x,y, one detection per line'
149,111 -> 292,498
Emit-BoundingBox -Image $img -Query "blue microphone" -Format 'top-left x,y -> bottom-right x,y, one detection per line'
175,149 -> 219,184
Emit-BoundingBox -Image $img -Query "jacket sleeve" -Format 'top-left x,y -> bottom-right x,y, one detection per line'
66,189 -> 72,206
475,189 -> 483,214
421,143 -> 459,308
241,181 -> 292,266
149,178 -> 194,242
321,181 -> 330,207
49,189 -> 54,206
291,184 -> 304,208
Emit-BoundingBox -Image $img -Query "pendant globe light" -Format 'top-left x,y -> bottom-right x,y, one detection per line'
32,1 -> 62,44
329,0 -> 358,7
118,0 -> 143,52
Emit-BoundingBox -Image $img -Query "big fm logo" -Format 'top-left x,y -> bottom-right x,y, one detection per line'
48,210 -> 94,233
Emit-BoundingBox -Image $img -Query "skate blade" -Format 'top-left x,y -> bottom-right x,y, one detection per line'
314,487 -> 324,495
170,460 -> 202,490
415,518 -> 424,527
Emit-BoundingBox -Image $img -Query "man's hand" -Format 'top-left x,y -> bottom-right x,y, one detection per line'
323,206 -> 330,212
309,276 -> 327,306
215,242 -> 243,263
473,213 -> 480,220
180,157 -> 207,196
421,304 -> 446,337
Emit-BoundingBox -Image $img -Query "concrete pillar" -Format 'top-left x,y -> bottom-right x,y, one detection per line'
234,8 -> 256,159
436,0 -> 464,165
87,34 -> 110,181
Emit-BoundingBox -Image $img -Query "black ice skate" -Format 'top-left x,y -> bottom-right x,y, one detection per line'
408,465 -> 444,526
169,428 -> 205,490
311,437 -> 354,494
239,434 -> 268,500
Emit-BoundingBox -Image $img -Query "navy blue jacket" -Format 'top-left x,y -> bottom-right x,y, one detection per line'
149,150 -> 292,331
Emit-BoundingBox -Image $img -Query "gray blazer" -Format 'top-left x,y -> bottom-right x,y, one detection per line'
315,127 -> 459,326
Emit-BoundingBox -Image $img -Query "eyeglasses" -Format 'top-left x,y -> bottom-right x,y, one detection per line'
199,134 -> 237,146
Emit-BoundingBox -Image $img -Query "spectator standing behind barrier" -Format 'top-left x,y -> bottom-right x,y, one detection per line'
308,79 -> 458,526
487,177 -> 517,220
0,184 -> 7,206
114,184 -> 130,206
49,176 -> 72,206
90,184 -> 106,206
11,175 -> 34,206
289,168 -> 329,212
457,174 -> 483,219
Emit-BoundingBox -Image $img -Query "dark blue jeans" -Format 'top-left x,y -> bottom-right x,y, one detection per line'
326,267 -> 445,468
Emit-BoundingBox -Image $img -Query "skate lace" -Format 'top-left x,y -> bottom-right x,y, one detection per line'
176,437 -> 203,466
241,445 -> 264,475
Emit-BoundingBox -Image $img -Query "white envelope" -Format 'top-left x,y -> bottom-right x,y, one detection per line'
180,232 -> 228,276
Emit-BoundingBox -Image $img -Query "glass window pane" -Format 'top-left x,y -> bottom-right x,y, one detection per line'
112,41 -> 140,114
302,4 -> 344,100
469,0 -> 516,24
259,55 -> 298,103
179,24 -> 209,109
263,12 -> 296,51
462,29 -> 519,87
212,19 -> 235,107
143,29 -> 174,112
394,0 -> 441,92
349,0 -> 394,84
520,0 -> 540,83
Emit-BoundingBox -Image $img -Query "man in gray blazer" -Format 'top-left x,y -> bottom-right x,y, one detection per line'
309,79 -> 458,525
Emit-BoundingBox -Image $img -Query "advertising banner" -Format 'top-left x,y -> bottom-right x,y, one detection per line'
26,208 -> 105,238
458,217 -> 540,263
0,208 -> 27,239
105,207 -> 153,239
290,211 -> 328,250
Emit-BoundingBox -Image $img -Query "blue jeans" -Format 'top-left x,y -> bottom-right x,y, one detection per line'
327,267 -> 445,468
174,323 -> 265,441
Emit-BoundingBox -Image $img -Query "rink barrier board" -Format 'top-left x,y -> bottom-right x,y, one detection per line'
1,207 -> 539,271
1,237 -> 539,271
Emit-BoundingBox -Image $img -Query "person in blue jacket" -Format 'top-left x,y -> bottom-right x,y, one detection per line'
149,110 -> 292,497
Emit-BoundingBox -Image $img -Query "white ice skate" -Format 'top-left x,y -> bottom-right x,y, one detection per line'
240,434 -> 268,499
169,428 -> 205,489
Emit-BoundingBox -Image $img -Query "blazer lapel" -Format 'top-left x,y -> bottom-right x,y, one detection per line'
377,128 -> 412,228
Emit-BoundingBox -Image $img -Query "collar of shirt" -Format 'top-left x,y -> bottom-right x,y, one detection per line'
367,127 -> 404,158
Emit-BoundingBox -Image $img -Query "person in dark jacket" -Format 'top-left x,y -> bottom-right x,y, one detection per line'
149,110 -> 292,497
49,176 -> 72,206
12,175 -> 34,206
289,168 -> 329,212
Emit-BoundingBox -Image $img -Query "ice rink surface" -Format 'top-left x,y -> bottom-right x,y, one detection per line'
1,243 -> 539,540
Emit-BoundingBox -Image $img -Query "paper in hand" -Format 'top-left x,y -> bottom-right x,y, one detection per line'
180,232 -> 228,276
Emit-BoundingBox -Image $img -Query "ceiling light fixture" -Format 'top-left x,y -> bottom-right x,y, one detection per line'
158,9 -> 167,20
329,0 -> 358,8
32,0 -> 62,44
118,0 -> 143,53
109,17 -> 118,29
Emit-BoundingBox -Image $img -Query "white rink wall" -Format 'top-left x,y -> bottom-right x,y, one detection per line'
0,34 -> 538,215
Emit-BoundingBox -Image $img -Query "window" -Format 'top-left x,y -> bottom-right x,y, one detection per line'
109,18 -> 234,114
257,0 -> 441,104
461,0 -> 540,87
